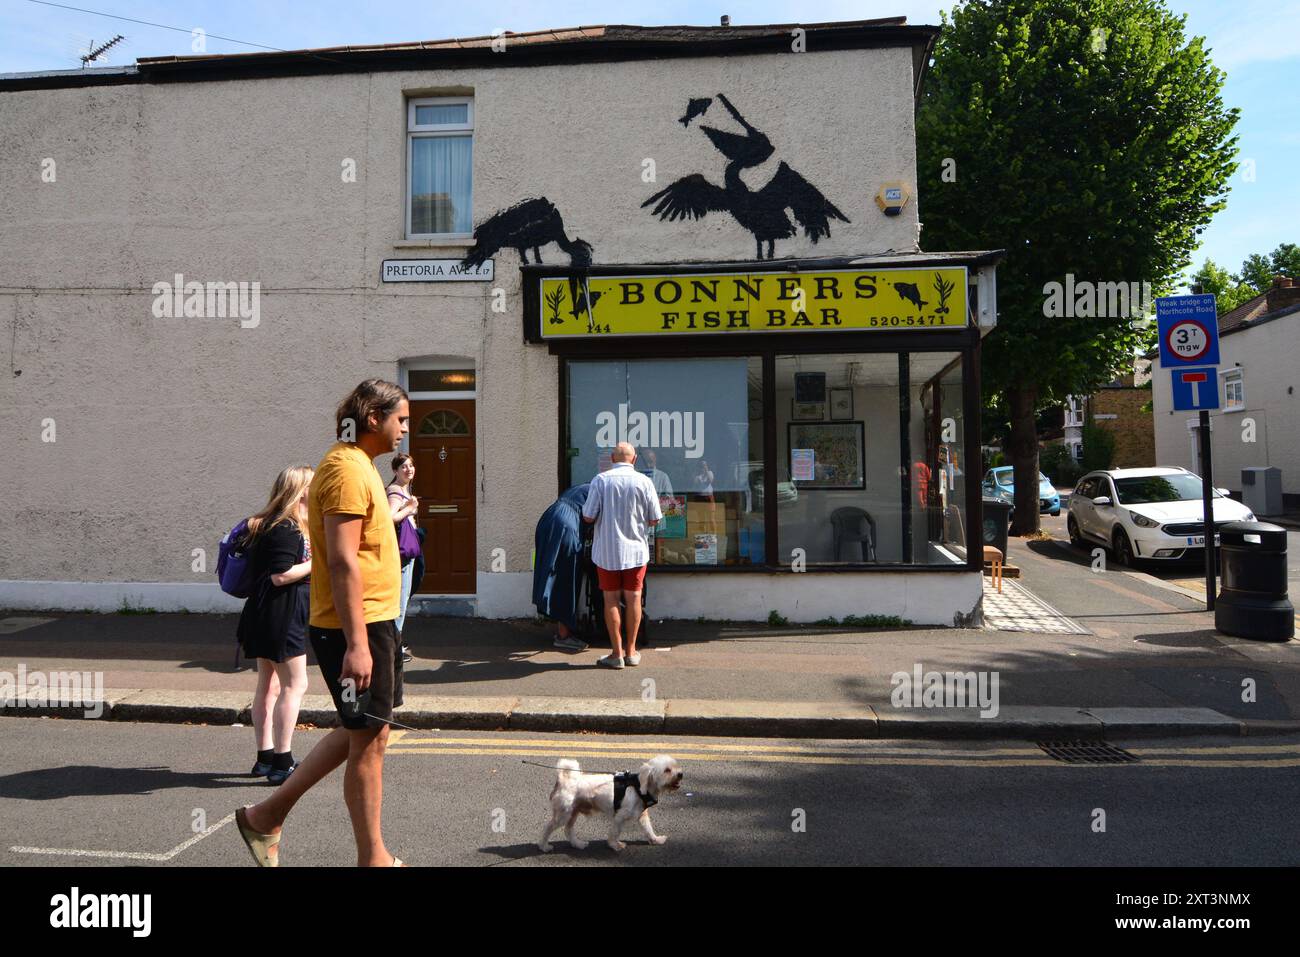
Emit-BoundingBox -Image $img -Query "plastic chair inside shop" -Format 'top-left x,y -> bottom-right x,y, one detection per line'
943,504 -> 965,550
830,507 -> 876,562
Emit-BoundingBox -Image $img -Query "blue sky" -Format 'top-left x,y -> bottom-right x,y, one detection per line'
4,0 -> 1295,285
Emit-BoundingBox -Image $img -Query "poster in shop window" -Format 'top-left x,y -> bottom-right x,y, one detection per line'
787,423 -> 865,490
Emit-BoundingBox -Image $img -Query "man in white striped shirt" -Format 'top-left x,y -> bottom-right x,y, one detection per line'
582,442 -> 663,669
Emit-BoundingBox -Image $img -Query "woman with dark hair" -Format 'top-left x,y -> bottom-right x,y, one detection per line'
386,452 -> 420,663
237,465 -> 314,785
533,483 -> 591,651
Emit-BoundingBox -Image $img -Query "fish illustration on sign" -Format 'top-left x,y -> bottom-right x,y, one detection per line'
892,282 -> 928,310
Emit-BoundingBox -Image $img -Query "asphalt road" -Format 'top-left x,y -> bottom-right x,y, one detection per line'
1040,493 -> 1300,590
3,718 -> 1297,867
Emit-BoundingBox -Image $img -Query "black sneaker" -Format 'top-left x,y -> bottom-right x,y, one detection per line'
266,763 -> 298,786
401,645 -> 413,663
250,761 -> 273,777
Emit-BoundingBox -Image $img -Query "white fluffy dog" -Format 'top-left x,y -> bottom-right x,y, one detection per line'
539,755 -> 683,852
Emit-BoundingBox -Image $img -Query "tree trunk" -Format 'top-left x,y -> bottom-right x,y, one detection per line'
1007,385 -> 1040,537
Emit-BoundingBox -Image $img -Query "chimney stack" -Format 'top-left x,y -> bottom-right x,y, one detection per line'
1265,275 -> 1300,314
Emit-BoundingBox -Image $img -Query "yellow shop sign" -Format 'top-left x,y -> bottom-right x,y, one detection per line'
539,267 -> 968,338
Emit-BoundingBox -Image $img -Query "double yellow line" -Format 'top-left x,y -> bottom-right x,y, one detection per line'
385,731 -> 1300,769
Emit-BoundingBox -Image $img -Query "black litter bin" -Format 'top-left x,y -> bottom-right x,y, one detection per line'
981,497 -> 1012,558
1215,521 -> 1293,641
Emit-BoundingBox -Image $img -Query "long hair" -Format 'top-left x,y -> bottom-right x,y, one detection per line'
336,379 -> 408,440
390,452 -> 413,484
247,465 -> 314,542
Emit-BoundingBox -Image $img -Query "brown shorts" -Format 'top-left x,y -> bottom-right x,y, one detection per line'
309,620 -> 402,731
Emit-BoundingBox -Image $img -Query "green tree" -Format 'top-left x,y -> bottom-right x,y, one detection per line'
917,0 -> 1238,534
1080,416 -> 1116,471
1192,258 -> 1255,312
1237,243 -> 1300,291
1237,252 -> 1274,293
1270,243 -> 1300,278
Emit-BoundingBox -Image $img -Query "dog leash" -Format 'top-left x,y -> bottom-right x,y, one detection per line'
363,714 -> 627,775
520,759 -> 623,774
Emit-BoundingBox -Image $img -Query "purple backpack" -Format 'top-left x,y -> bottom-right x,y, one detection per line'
217,519 -> 259,598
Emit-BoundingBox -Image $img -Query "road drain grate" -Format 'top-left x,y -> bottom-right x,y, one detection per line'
1037,741 -> 1139,764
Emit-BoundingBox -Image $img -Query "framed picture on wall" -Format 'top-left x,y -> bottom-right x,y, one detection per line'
786,421 -> 865,489
794,372 -> 826,403
791,399 -> 824,421
828,388 -> 853,421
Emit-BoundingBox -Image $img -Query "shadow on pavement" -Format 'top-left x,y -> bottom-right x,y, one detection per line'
0,765 -> 258,800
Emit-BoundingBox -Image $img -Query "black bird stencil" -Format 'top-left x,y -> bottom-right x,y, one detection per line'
462,197 -> 598,328
642,93 -> 850,260
679,97 -> 713,126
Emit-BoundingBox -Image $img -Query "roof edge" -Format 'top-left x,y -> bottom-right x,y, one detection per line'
1,21 -> 940,93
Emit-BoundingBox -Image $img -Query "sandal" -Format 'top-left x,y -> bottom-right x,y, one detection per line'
235,805 -> 281,867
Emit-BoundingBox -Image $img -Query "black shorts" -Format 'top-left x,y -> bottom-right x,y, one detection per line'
309,620 -> 402,731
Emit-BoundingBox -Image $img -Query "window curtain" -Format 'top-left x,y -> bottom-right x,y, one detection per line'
411,135 -> 472,234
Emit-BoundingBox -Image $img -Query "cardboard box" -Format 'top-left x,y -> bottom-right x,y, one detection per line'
656,538 -> 695,565
687,502 -> 725,527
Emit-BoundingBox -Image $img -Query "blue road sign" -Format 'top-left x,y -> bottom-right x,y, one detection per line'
1170,366 -> 1220,411
1156,294 -> 1220,367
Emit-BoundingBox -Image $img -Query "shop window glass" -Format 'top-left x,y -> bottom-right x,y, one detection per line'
566,358 -> 764,567
774,352 -> 966,566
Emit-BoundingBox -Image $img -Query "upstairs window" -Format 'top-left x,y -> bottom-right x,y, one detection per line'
1223,370 -> 1245,411
407,97 -> 473,237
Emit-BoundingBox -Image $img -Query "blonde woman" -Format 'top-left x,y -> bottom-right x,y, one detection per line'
237,465 -> 314,785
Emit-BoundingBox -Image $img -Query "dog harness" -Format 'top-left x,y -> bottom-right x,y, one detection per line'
612,771 -> 656,811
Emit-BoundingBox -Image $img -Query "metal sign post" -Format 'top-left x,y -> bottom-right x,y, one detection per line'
1157,294 -> 1221,610
1197,409 -> 1216,610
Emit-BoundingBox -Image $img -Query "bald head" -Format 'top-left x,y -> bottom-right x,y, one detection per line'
611,442 -> 636,464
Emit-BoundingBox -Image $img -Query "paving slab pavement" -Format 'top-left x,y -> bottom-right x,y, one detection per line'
2,601 -> 1298,739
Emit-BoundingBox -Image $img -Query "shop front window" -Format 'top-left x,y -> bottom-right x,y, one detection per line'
564,350 -> 968,569
566,358 -> 764,566
775,353 -> 966,566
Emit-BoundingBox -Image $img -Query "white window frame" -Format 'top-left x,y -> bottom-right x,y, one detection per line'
1064,396 -> 1085,428
406,96 -> 474,240
1222,370 -> 1245,412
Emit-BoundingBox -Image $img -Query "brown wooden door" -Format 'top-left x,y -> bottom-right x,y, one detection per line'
409,399 -> 476,594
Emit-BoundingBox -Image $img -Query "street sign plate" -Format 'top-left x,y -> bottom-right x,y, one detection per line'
1156,294 -> 1220,366
1170,366 -> 1220,411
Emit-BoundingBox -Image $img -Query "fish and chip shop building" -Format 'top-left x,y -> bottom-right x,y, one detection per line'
0,18 -> 1002,626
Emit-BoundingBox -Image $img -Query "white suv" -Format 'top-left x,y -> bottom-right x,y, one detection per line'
1067,467 -> 1255,566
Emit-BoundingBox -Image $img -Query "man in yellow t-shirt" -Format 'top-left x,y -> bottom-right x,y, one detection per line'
237,379 -> 411,868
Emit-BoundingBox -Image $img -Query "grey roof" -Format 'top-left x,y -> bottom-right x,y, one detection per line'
0,18 -> 938,94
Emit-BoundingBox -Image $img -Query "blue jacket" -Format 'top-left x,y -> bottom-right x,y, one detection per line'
533,484 -> 590,630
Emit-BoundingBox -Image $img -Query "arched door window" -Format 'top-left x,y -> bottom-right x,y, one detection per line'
417,409 -> 470,436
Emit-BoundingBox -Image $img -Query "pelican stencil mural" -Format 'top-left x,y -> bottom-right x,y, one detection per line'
462,197 -> 601,327
643,94 -> 850,260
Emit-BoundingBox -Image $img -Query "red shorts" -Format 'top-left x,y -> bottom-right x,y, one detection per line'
597,565 -> 647,592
